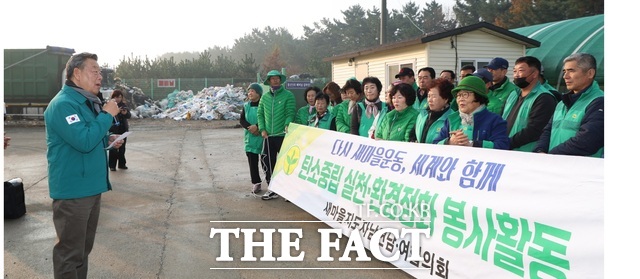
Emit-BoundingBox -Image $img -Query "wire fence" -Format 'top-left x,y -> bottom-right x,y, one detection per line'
120,77 -> 330,101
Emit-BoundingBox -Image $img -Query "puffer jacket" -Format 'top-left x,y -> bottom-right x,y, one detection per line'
257,86 -> 296,136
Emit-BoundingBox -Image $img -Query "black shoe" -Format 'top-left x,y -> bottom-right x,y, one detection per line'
110,167 -> 116,171
119,165 -> 128,170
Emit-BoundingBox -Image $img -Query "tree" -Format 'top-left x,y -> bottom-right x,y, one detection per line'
237,53 -> 258,79
261,46 -> 286,75
423,0 -> 458,33
114,1 -> 604,81
453,0 -> 511,27
300,19 -> 342,78
495,0 -> 603,29
388,2 -> 425,41
212,54 -> 237,78
150,57 -> 178,78
496,0 -> 537,28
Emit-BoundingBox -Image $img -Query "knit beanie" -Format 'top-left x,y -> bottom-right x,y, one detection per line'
248,83 -> 263,95
452,76 -> 487,98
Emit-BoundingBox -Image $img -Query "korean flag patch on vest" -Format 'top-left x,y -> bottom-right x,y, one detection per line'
66,114 -> 80,125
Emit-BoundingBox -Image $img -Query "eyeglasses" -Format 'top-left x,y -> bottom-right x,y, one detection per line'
456,91 -> 473,99
85,69 -> 102,77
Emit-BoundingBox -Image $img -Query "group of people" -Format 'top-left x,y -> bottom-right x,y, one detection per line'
35,50 -> 603,278
241,52 -> 604,201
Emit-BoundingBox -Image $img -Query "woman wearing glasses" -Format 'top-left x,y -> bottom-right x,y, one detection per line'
432,76 -> 509,149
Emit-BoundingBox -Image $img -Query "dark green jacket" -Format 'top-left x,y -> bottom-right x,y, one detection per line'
335,101 -> 352,133
488,77 -> 518,115
44,84 -> 113,199
295,104 -> 315,125
375,107 -> 419,142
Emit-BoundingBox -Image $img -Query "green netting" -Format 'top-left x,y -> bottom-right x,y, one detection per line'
511,14 -> 604,90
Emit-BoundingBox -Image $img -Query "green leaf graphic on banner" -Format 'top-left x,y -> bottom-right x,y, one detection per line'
283,145 -> 300,175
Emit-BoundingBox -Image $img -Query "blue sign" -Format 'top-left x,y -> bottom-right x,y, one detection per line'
286,81 -> 311,89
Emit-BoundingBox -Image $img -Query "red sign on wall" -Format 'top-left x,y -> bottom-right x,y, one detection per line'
157,79 -> 176,87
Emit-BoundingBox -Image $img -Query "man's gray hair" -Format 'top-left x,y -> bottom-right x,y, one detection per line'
563,53 -> 597,74
65,52 -> 98,80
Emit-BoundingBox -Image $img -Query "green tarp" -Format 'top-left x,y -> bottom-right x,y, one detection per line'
511,14 -> 604,90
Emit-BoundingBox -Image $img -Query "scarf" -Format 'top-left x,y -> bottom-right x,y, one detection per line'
309,106 -> 315,114
67,80 -> 103,114
364,98 -> 381,118
348,100 -> 357,115
459,105 -> 485,126
312,112 -> 326,127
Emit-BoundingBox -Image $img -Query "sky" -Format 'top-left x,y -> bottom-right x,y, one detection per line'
1,0 -> 456,67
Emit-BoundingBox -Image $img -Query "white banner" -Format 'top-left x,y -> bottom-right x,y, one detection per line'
269,123 -> 603,279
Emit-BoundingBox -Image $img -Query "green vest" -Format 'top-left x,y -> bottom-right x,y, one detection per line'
310,112 -> 335,130
549,81 -> 604,157
502,82 -> 553,152
542,81 -> 556,94
243,102 -> 263,154
356,102 -> 388,137
415,107 -> 454,144
489,78 -> 518,115
412,88 -> 429,111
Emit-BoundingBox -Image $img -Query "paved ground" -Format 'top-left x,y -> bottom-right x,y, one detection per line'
3,118 -> 413,279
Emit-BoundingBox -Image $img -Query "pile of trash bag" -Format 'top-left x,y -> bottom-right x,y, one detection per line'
113,82 -> 152,109
108,80 -> 250,121
131,85 -> 247,121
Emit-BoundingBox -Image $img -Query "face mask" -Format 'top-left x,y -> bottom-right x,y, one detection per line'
513,77 -> 530,88
514,71 -> 534,88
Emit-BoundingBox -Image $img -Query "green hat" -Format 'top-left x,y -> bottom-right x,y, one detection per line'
248,83 -> 263,95
263,70 -> 287,85
452,75 -> 487,98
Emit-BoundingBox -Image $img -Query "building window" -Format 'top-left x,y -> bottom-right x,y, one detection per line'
460,59 -> 491,72
387,62 -> 415,85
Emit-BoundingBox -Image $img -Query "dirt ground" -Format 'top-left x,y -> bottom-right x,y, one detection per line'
3,118 -> 413,279
3,116 -> 242,129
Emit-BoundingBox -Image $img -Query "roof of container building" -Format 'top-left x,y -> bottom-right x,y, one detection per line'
510,14 -> 604,90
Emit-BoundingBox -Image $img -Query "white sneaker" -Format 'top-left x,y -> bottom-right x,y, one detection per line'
261,190 -> 279,200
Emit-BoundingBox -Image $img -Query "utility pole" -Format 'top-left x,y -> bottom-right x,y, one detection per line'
380,0 -> 387,45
